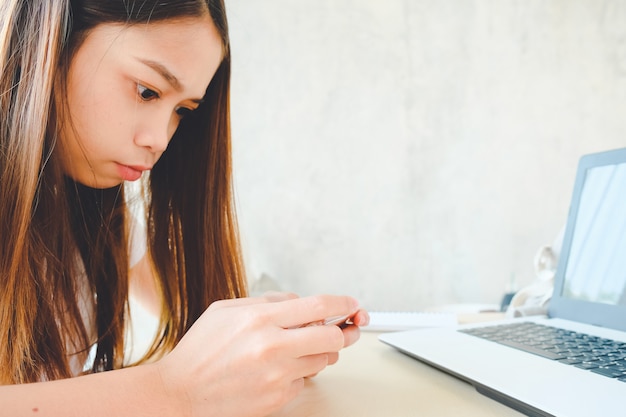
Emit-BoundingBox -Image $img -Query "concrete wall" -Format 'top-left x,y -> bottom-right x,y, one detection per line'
227,0 -> 626,311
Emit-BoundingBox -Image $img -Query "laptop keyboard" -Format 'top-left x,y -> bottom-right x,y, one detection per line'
460,322 -> 626,382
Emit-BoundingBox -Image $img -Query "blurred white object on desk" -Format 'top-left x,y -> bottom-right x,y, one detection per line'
364,311 -> 457,332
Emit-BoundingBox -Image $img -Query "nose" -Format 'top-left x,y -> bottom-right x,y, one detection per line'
134,113 -> 177,153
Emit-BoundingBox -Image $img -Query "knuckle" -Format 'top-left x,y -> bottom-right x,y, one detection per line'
240,305 -> 272,328
249,339 -> 280,363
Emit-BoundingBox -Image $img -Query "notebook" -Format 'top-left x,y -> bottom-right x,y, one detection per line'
379,147 -> 626,417
364,311 -> 457,332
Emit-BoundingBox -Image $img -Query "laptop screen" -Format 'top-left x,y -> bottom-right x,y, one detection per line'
550,148 -> 626,331
562,163 -> 626,306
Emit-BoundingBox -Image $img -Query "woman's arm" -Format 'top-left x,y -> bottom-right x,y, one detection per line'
0,294 -> 367,417
0,362 -> 179,417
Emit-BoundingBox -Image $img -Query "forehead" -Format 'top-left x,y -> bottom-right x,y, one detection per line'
72,16 -> 223,93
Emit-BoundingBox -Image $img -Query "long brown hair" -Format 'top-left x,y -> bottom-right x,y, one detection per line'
0,0 -> 246,383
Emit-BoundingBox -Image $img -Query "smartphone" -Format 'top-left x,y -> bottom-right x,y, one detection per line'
322,314 -> 353,327
296,314 -> 353,329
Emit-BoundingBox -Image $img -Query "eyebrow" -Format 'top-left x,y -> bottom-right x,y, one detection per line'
136,57 -> 204,103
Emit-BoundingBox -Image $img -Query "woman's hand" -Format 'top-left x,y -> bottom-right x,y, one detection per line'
155,294 -> 367,417
324,307 -> 369,368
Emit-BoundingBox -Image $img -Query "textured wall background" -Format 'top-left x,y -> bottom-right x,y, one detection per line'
226,0 -> 626,311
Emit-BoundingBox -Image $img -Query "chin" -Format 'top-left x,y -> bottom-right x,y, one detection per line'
71,174 -> 124,190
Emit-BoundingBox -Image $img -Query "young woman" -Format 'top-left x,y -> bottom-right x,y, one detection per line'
0,0 -> 369,415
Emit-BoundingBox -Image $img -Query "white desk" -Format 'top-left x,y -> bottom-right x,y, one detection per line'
271,318 -> 523,416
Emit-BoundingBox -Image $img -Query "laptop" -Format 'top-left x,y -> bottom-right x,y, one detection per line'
380,147 -> 626,417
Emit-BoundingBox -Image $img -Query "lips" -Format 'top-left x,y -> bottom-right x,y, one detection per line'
117,163 -> 149,182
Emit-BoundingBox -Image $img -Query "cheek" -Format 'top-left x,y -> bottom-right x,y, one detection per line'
88,89 -> 137,139
68,83 -> 112,134
93,84 -> 133,121
66,96 -> 135,158
167,115 -> 181,139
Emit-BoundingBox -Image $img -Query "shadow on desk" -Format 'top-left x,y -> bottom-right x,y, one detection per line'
270,332 -> 522,417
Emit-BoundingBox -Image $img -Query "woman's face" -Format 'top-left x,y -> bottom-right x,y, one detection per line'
59,15 -> 223,188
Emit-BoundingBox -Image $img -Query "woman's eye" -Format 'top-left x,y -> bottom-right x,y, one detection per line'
176,106 -> 194,118
137,84 -> 159,101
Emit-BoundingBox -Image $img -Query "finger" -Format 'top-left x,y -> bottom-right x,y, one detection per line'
285,323 -> 345,358
327,351 -> 339,366
208,292 -> 298,311
270,295 -> 359,329
304,356 -> 335,378
294,353 -> 330,379
302,353 -> 339,378
351,309 -> 370,327
341,324 -> 361,348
